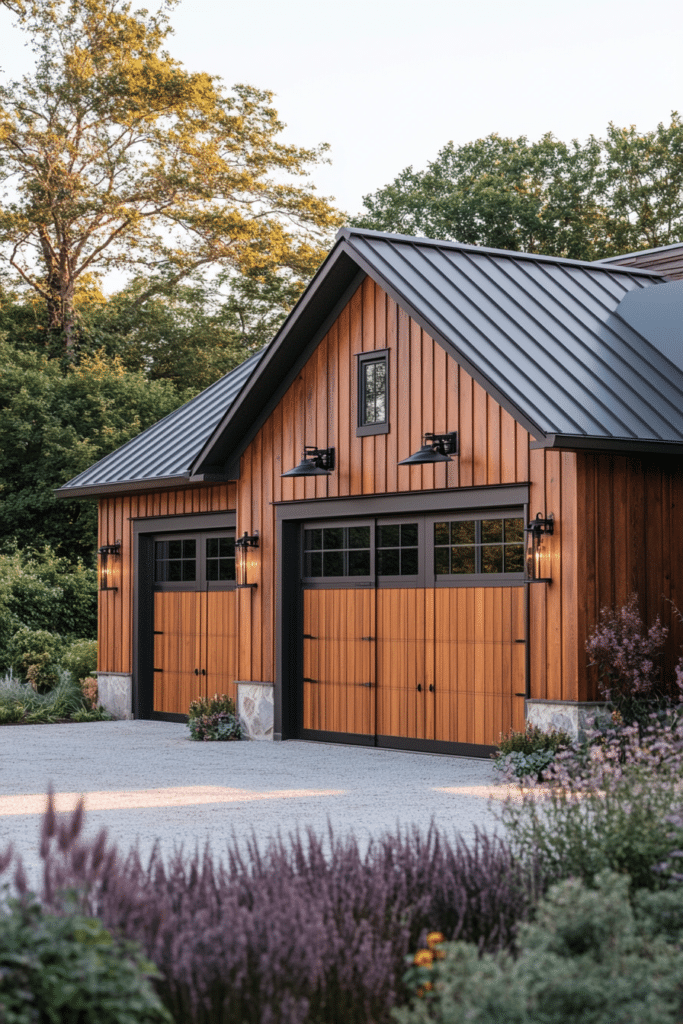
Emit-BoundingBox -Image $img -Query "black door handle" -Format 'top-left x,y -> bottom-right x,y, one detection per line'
201,669 -> 206,676
429,684 -> 434,693
194,668 -> 199,676
417,683 -> 422,692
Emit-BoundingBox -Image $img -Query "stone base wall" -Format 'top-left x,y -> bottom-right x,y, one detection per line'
237,682 -> 274,740
97,673 -> 133,720
526,699 -> 612,743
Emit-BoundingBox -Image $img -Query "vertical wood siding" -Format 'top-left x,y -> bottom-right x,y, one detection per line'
236,276 -> 554,693
97,483 -> 236,674
574,453 -> 683,701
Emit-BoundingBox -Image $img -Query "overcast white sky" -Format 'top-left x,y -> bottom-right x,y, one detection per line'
2,0 -> 683,219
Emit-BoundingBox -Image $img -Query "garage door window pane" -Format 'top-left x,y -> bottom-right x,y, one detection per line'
155,539 -> 196,582
377,522 -> 418,576
303,525 -> 371,579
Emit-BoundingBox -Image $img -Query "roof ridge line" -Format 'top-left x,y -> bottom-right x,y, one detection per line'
338,227 -> 666,277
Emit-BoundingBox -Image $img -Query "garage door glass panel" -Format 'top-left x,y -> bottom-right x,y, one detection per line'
304,525 -> 371,578
433,518 -> 524,578
154,539 -> 196,582
377,522 -> 419,576
206,537 -> 235,581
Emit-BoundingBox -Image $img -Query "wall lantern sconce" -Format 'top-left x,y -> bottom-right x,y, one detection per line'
97,541 -> 121,591
398,432 -> 458,466
525,513 -> 554,583
235,531 -> 260,588
282,447 -> 335,477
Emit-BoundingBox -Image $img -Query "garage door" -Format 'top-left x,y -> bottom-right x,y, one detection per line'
300,515 -> 526,753
152,533 -> 238,716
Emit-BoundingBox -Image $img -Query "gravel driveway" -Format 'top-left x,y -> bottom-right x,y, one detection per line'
0,721 -> 513,883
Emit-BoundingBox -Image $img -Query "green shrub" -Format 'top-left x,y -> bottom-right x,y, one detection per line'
188,692 -> 237,718
0,896 -> 171,1024
493,725 -> 571,780
496,724 -> 571,756
7,626 -> 63,691
394,872 -> 683,1024
0,546 -> 97,672
61,637 -> 98,682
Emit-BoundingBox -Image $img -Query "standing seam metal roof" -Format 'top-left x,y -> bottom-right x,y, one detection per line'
58,227 -> 683,498
57,350 -> 263,494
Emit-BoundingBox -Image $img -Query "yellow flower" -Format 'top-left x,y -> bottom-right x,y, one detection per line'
413,948 -> 434,967
426,932 -> 445,949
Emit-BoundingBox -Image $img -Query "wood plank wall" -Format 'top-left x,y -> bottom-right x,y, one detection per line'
574,452 -> 683,700
236,277 -> 552,688
97,483 -> 236,674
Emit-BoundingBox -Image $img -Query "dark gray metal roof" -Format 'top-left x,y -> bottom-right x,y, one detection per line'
192,227 -> 683,474
597,241 -> 683,282
59,227 -> 683,499
56,350 -> 263,497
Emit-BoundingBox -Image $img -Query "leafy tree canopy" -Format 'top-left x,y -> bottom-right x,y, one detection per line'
0,0 -> 343,355
0,337 -> 187,560
353,115 -> 683,260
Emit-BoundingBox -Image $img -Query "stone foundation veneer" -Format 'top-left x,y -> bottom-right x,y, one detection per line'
526,699 -> 612,743
97,673 -> 133,720
236,682 -> 274,741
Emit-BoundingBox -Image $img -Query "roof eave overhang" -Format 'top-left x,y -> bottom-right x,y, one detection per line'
191,235 -> 550,475
54,473 -> 204,500
530,435 -> 683,455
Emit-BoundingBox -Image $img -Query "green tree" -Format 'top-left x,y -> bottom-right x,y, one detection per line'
0,339 -> 186,560
0,0 -> 342,356
353,115 -> 683,260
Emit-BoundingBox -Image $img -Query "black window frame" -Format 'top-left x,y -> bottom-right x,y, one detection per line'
300,510 -> 524,589
356,349 -> 390,437
426,512 -> 525,585
301,518 -> 375,587
153,529 -> 237,591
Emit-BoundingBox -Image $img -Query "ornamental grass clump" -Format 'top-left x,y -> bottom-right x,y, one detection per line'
0,795 -> 542,1024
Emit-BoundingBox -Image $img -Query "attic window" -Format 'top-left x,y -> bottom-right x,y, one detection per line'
357,350 -> 389,437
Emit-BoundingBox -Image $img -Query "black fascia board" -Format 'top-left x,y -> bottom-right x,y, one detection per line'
529,435 -> 683,455
190,247 -> 366,476
55,474 -> 194,499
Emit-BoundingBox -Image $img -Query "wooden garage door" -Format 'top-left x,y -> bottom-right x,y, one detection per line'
300,514 -> 526,751
153,590 -> 238,715
374,587 -> 524,748
302,589 -> 375,737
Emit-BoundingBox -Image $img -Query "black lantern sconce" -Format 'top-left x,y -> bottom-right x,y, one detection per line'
525,513 -> 554,583
282,447 -> 335,477
235,531 -> 260,588
398,432 -> 458,466
97,541 -> 121,591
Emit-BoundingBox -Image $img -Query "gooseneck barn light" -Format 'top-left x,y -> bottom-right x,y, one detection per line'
282,447 -> 335,477
97,541 -> 121,591
525,513 -> 554,583
398,432 -> 458,466
235,531 -> 260,588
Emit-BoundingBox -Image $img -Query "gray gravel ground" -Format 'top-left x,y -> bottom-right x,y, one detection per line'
0,721 -> 515,883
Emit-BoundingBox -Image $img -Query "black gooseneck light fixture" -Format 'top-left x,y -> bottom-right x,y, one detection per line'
282,447 -> 335,477
398,432 -> 458,466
